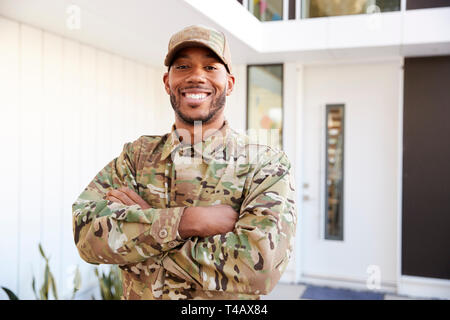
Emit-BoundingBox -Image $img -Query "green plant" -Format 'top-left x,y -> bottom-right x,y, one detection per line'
1,243 -> 81,300
93,265 -> 123,300
32,243 -> 59,300
1,286 -> 19,300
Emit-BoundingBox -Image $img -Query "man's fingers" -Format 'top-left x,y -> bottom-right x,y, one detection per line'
119,187 -> 143,203
106,195 -> 124,204
107,189 -> 135,206
118,187 -> 150,209
105,187 -> 151,209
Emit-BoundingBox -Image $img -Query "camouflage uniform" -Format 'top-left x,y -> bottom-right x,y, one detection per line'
72,120 -> 297,299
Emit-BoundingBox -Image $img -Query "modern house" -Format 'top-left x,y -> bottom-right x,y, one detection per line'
0,0 -> 449,300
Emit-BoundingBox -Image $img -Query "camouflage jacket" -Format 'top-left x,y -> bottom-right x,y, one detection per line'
72,120 -> 297,300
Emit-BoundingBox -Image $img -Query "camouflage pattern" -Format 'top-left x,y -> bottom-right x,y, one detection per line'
164,24 -> 233,73
72,120 -> 297,300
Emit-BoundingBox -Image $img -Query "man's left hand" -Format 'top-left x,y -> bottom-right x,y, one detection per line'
106,187 -> 151,210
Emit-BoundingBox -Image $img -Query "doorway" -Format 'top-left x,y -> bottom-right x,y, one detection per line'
299,60 -> 401,290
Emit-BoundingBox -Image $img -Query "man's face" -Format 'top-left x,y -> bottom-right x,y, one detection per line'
163,46 -> 235,125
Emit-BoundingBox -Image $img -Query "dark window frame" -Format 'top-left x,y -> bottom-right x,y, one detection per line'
407,0 -> 450,10
289,0 -> 296,19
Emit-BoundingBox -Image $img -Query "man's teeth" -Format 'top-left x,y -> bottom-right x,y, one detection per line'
185,93 -> 207,99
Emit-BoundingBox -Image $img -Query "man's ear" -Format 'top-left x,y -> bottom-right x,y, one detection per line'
163,72 -> 170,95
226,73 -> 235,96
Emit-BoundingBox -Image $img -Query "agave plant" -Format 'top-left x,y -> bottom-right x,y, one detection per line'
93,265 -> 123,300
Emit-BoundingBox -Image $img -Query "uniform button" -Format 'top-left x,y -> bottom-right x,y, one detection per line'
159,228 -> 168,239
168,241 -> 178,248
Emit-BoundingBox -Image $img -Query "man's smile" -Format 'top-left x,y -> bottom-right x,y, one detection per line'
180,88 -> 213,105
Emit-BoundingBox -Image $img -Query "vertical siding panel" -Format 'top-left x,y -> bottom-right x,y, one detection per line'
136,63 -> 147,136
18,25 -> 43,299
110,55 -> 126,156
147,67 -> 162,135
61,38 -> 82,298
78,44 -> 98,288
0,17 -> 20,299
41,31 -> 64,295
144,67 -> 156,135
124,59 -> 138,142
96,51 -> 113,167
130,62 -> 139,139
79,45 -> 98,189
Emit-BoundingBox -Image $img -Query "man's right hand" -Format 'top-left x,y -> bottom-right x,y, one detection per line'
178,204 -> 239,239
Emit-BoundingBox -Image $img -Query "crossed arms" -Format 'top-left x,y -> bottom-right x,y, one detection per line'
105,187 -> 238,239
72,140 -> 296,295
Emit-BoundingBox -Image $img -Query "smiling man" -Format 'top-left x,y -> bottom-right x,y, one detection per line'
72,25 -> 297,300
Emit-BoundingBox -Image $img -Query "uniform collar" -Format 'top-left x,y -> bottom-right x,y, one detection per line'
161,120 -> 230,161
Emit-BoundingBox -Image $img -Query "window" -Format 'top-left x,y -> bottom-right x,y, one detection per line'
302,0 -> 400,19
247,64 -> 283,149
249,0 -> 284,21
325,104 -> 345,240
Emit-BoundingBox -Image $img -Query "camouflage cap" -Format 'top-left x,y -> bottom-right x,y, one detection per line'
164,25 -> 232,73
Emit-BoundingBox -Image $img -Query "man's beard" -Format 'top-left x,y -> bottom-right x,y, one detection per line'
169,87 -> 226,125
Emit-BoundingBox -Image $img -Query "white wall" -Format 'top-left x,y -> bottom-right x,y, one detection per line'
0,16 -> 175,299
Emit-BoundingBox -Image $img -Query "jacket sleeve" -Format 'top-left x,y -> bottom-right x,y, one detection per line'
161,151 -> 297,295
72,139 -> 186,265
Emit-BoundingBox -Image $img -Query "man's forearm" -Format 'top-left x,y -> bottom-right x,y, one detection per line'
177,205 -> 238,239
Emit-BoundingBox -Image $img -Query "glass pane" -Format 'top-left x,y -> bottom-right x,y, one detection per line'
302,0 -> 400,18
325,105 -> 344,240
247,65 -> 283,149
249,0 -> 284,21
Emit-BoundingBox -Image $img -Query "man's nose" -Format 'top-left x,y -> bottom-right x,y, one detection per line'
186,66 -> 206,83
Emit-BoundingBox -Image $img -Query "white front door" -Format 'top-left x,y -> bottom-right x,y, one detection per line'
299,60 -> 401,290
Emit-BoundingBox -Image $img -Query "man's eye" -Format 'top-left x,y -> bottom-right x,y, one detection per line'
176,65 -> 188,70
205,66 -> 216,71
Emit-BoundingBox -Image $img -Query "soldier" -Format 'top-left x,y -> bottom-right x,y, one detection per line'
72,25 -> 297,300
